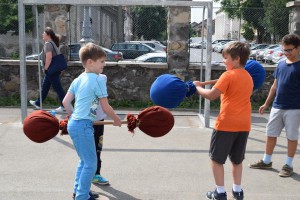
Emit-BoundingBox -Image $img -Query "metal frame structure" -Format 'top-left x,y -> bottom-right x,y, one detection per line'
19,0 -> 213,128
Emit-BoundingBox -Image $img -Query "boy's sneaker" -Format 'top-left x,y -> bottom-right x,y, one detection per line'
55,106 -> 65,112
249,160 -> 272,169
88,195 -> 96,200
206,189 -> 227,200
72,191 -> 99,199
278,164 -> 293,177
29,100 -> 40,109
232,189 -> 244,200
92,174 -> 109,185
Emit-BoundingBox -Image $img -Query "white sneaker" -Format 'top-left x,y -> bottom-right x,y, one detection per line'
55,106 -> 65,112
29,100 -> 40,109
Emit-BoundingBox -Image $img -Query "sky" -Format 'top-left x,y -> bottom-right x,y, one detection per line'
191,0 -> 221,23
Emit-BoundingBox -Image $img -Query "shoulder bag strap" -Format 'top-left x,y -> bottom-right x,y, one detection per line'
48,41 -> 59,56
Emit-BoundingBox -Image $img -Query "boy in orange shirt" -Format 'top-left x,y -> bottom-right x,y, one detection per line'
194,41 -> 252,200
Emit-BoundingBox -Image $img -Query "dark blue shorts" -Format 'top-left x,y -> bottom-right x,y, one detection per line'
209,129 -> 249,164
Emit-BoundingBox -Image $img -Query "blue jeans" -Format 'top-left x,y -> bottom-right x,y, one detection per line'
67,118 -> 97,200
35,72 -> 65,106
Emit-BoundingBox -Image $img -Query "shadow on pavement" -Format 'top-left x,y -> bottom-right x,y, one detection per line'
93,184 -> 142,200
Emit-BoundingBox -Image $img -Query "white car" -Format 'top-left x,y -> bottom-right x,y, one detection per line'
190,41 -> 206,49
26,53 -> 41,60
134,52 -> 167,62
256,44 -> 279,61
263,46 -> 281,64
216,41 -> 236,53
271,50 -> 286,64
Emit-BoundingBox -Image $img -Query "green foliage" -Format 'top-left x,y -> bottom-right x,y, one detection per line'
0,94 -> 264,111
189,26 -> 197,38
0,1 -> 43,35
242,23 -> 255,41
11,51 -> 19,59
0,94 -> 20,106
262,0 -> 290,42
132,6 -> 167,40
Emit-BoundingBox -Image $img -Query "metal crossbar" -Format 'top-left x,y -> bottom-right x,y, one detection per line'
19,0 -> 213,128
22,0 -> 211,6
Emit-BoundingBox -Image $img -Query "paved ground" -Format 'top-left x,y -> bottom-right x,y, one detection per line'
0,108 -> 299,200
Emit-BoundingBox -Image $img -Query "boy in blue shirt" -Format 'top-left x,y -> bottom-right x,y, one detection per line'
249,34 -> 300,177
63,43 -> 122,200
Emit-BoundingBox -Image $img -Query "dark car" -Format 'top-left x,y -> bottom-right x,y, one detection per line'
111,42 -> 159,59
68,44 -> 123,62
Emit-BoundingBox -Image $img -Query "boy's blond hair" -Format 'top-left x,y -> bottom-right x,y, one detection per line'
79,43 -> 106,66
222,41 -> 250,66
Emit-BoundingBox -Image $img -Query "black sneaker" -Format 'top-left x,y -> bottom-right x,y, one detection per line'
232,189 -> 244,200
206,189 -> 227,200
87,195 -> 96,200
72,191 -> 99,199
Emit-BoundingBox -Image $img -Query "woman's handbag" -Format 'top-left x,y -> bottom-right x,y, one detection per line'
46,42 -> 67,76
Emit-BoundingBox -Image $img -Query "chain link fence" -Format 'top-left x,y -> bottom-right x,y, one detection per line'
0,3 -> 292,63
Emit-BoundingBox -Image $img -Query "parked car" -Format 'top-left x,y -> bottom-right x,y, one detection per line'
26,53 -> 41,60
111,42 -> 160,59
125,40 -> 166,52
69,43 -> 123,61
256,44 -> 279,62
134,52 -> 167,62
211,40 -> 232,51
249,44 -> 269,60
213,41 -> 227,52
271,49 -> 286,64
216,40 -> 235,53
189,41 -> 206,49
119,52 -> 167,63
263,46 -> 281,64
212,39 -> 233,46
68,44 -> 81,61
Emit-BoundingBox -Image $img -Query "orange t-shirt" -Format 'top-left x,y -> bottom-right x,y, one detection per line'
213,69 -> 253,132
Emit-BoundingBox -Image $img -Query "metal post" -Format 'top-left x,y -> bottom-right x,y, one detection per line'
80,6 -> 94,45
204,1 -> 213,128
35,5 -> 42,110
199,6 -> 206,115
18,0 -> 27,122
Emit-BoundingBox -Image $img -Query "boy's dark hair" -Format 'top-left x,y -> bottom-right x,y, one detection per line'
79,43 -> 106,66
222,41 -> 250,66
281,34 -> 300,47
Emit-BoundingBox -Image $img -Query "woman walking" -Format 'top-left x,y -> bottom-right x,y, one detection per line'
29,27 -> 66,111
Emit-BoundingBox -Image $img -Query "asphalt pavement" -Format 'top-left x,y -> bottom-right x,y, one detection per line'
0,108 -> 299,200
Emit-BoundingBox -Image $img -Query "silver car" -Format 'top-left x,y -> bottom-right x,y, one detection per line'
256,44 -> 279,61
271,49 -> 286,64
262,45 -> 280,63
249,44 -> 269,60
125,41 -> 166,52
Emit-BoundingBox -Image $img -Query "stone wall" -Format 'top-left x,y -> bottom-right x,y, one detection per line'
0,60 -> 274,104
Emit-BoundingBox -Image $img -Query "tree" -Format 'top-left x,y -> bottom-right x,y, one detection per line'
242,22 -> 255,41
0,0 -> 42,35
215,0 -> 291,43
241,0 -> 265,43
214,0 -> 266,43
132,6 -> 167,40
262,0 -> 289,43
